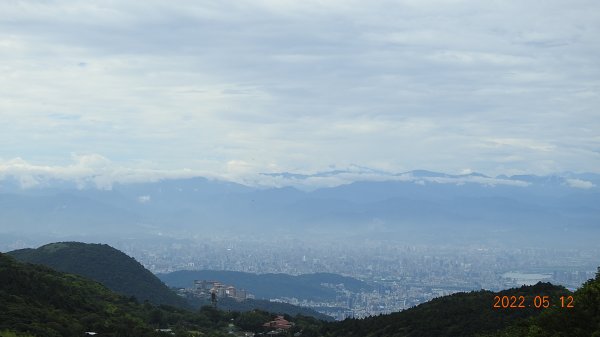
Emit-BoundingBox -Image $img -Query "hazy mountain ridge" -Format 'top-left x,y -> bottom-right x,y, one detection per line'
0,171 -> 598,245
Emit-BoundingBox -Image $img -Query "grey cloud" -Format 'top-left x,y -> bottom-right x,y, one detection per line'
0,0 -> 599,180
0,155 -> 213,190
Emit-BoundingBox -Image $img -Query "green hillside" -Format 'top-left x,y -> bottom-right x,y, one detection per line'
8,242 -> 188,309
319,282 -> 571,337
0,252 -> 159,336
482,268 -> 600,337
0,252 -> 305,337
3,241 -> 598,337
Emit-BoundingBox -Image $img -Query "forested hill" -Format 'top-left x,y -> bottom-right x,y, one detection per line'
158,270 -> 372,301
1,249 -> 598,336
7,242 -> 337,321
320,282 -> 571,337
0,252 -> 160,336
482,268 -> 600,336
7,242 -> 188,308
0,252 -> 315,337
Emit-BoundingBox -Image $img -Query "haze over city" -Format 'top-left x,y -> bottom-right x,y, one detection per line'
1,0 -> 599,331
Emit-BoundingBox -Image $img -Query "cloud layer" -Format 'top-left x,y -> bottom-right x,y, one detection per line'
1,0 -> 599,180
0,154 -> 207,190
2,154 -> 597,191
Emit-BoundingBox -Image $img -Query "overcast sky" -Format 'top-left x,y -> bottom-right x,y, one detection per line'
1,0 -> 599,185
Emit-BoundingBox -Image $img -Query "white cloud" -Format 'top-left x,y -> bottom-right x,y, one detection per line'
0,155 -> 213,190
0,154 -> 539,191
138,195 -> 151,203
566,178 -> 595,189
0,0 -> 599,179
428,51 -> 532,66
486,138 -> 556,152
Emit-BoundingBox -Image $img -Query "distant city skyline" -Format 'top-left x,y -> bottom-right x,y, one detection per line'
1,1 -> 599,182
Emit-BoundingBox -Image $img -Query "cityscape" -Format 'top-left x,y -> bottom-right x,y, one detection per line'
9,235 -> 589,320
1,0 -> 599,335
177,279 -> 252,302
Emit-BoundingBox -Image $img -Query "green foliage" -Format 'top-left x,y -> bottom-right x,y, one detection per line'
3,245 -> 599,337
317,282 -> 569,337
185,294 -> 333,321
0,253 -> 243,336
0,252 -> 156,336
234,310 -> 272,332
8,242 -> 188,308
0,331 -> 36,337
484,269 -> 600,337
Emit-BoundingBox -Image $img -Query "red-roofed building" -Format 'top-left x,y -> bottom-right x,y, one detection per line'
263,315 -> 293,331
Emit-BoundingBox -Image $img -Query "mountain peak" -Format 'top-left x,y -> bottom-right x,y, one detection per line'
8,242 -> 188,308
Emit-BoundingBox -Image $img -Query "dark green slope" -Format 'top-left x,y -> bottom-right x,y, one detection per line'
320,282 -> 570,337
7,242 -> 333,321
8,242 -> 187,309
2,247 -> 598,337
0,252 -> 319,337
483,269 -> 600,337
0,252 -> 158,337
184,295 -> 333,321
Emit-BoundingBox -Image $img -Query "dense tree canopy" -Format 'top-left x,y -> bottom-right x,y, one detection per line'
2,244 -> 598,337
8,242 -> 188,308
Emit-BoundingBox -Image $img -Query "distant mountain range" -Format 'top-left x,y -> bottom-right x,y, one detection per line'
158,270 -> 372,302
0,170 -> 598,245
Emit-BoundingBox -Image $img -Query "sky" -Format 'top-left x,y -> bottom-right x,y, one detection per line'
1,0 -> 599,186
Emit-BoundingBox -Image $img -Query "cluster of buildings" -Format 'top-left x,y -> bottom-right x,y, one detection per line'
192,280 -> 251,301
122,239 -> 599,319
